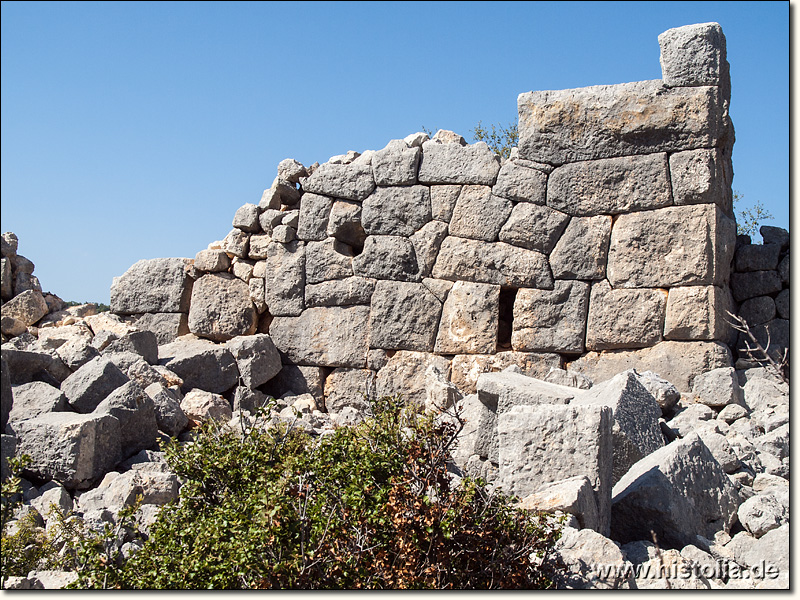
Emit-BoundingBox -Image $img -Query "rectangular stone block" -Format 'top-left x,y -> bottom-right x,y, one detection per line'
418,141 -> 501,185
518,80 -> 726,164
498,403 -> 613,536
512,281 -> 589,354
607,204 -> 736,288
586,281 -> 667,351
659,22 -> 729,90
368,281 -> 442,352
263,240 -> 306,317
110,258 -> 193,315
547,153 -> 672,216
434,281 -> 499,354
664,285 -> 735,345
669,148 -> 732,214
449,351 -> 562,396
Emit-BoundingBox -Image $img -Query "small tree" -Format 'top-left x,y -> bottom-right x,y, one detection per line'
472,121 -> 518,159
732,191 -> 774,240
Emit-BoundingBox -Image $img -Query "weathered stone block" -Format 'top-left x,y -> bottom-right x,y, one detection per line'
607,204 -> 736,288
8,381 -> 66,423
1,290 -> 49,332
549,216 -> 612,280
418,140 -> 500,185
669,148 -> 731,212
134,312 -> 190,345
518,80 -> 727,164
432,237 -> 553,289
586,281 -> 666,351
61,356 -> 129,414
326,200 -> 365,247
519,476 -> 601,533
691,366 -> 743,409
369,281 -> 442,352
774,289 -> 789,320
111,258 -> 193,316
730,270 -> 782,302
158,336 -> 240,394
305,276 -> 375,307
450,352 -> 562,396
434,281 -> 499,354
225,333 -> 282,389
659,22 -> 729,89
760,226 -> 789,249
263,364 -> 325,405
305,238 -> 353,284
269,306 -> 370,368
448,186 -> 512,242
352,235 -> 420,282
410,220 -> 449,278
430,185 -> 461,222
188,273 -> 257,342
492,160 -> 547,204
735,243 -> 781,273
548,154 -> 671,216
323,368 -> 375,416
372,140 -> 420,186
375,351 -> 450,406
262,240 -> 305,317
498,203 -> 569,253
512,281 -> 589,354
362,185 -> 431,237
95,381 -> 159,460
300,161 -> 375,202
296,193 -> 333,241
232,203 -> 260,233
663,285 -> 735,343
498,403 -> 613,536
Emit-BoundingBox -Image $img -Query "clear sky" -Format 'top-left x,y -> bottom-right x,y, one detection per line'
1,1 -> 789,304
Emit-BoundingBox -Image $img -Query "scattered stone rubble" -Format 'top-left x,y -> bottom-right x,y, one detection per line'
1,22 -> 789,589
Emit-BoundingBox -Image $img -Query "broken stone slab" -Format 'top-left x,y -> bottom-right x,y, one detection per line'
371,139 -> 421,186
548,154 -> 671,216
133,313 -> 190,345
512,280 -> 589,354
418,140 -> 501,185
110,258 -> 193,315
692,366 -> 744,408
375,351 -> 451,406
659,22 -> 729,89
429,185 -> 461,222
434,281 -> 499,354
95,381 -> 159,460
573,370 -> 664,485
449,351 -> 562,396
568,340 -> 732,396
300,161 -> 375,202
305,276 -> 375,307
13,411 -> 121,490
491,160 -> 547,204
518,80 -> 728,164
498,403 -> 613,536
669,147 -> 732,212
585,281 -> 667,350
432,237 -> 553,288
225,333 -> 282,389
187,273 -> 257,342
269,306 -> 370,368
608,204 -> 736,288
61,356 -> 130,414
663,285 -> 735,344
518,475 -> 601,533
362,185 -> 431,237
448,185 -> 512,242
158,335 -> 239,394
352,235 -> 421,282
368,281 -> 442,352
548,216 -> 612,280
8,381 -> 67,423
498,203 -> 569,253
664,402 -> 715,437
611,432 -> 741,549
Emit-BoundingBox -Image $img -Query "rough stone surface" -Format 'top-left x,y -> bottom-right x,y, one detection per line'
300,161 -> 375,202
326,200 -> 365,248
323,368 -> 375,416
369,281 -> 442,352
434,281 -> 499,354
730,270 -> 783,303
352,235 -> 420,282
372,140 -> 420,186
519,475 -> 601,532
158,336 -> 239,394
692,366 -> 744,408
774,289 -> 789,320
418,140 -> 500,185
659,22 -> 729,88
669,148 -> 730,211
375,351 -> 450,406
262,239 -> 306,317
143,383 -> 188,436
410,220 -> 449,278
225,334 -> 282,389
103,330 -> 159,366
270,306 -> 370,368
664,285 -> 735,343
586,281 -> 667,350
512,281 -> 589,354
61,357 -> 130,413
429,185 -> 461,222
187,273 -> 257,342
180,389 -> 232,424
94,381 -> 159,460
305,238 -> 354,284
735,243 -> 781,273
552,527 -> 632,590
1,289 -> 49,332
549,216 -> 612,280
134,313 -> 190,345
492,160 -> 547,204
110,258 -> 193,314
498,203 -> 569,253
611,433 -> 741,548
448,186 -> 512,242
450,352 -> 562,395
263,365 -> 325,405
362,185 -> 431,237
636,370 -> 681,412
305,276 -> 375,307
8,381 -> 66,422
296,193 -> 333,241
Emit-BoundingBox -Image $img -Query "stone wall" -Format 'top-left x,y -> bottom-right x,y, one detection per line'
108,23 -> 777,401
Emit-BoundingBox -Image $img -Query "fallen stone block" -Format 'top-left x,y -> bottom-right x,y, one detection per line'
95,381 -> 159,461
8,381 -> 67,423
225,333 -> 282,389
110,258 -> 193,315
61,356 -> 130,414
518,475 -> 601,533
158,335 -> 239,394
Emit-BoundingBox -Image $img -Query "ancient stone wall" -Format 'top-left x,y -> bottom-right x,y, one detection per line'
108,23 -> 775,402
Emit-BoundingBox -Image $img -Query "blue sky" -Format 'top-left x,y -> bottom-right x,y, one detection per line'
1,1 -> 789,304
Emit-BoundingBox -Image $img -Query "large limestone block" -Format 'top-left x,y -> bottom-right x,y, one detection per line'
300,161 -> 375,201
567,340 -> 732,394
586,281 -> 666,350
434,281 -> 499,354
607,204 -> 736,288
61,356 -> 130,413
111,258 -> 193,315
519,476 -> 601,533
512,281 -> 589,354
305,276 -> 375,307
450,351 -> 562,395
269,306 -> 370,368
430,185 -> 461,222
518,80 -> 727,164
371,139 -> 420,186
491,160 -> 547,204
326,200 -> 366,248
368,281 -> 442,352
225,334 -> 282,389
296,193 -> 333,241
418,140 -> 501,185
448,186 -> 512,242
547,154 -> 672,216
664,285 -> 735,344
670,148 -> 731,212
432,237 -> 553,288
1,289 -> 49,331
134,312 -> 190,345
305,238 -> 354,284
659,22 -> 729,89
375,351 -> 450,406
188,273 -> 257,342
548,216 -> 612,280
410,220 -> 449,278
262,240 -> 305,316
158,335 -> 240,394
611,433 -> 741,548
8,381 -> 67,422
352,235 -> 420,282
13,411 -> 121,490
498,203 -> 569,253
323,367 -> 375,416
498,403 -> 613,536
95,381 -> 159,460
572,370 -> 664,485
361,185 -> 431,236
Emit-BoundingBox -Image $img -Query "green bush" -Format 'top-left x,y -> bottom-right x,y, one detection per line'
66,396 -> 563,589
